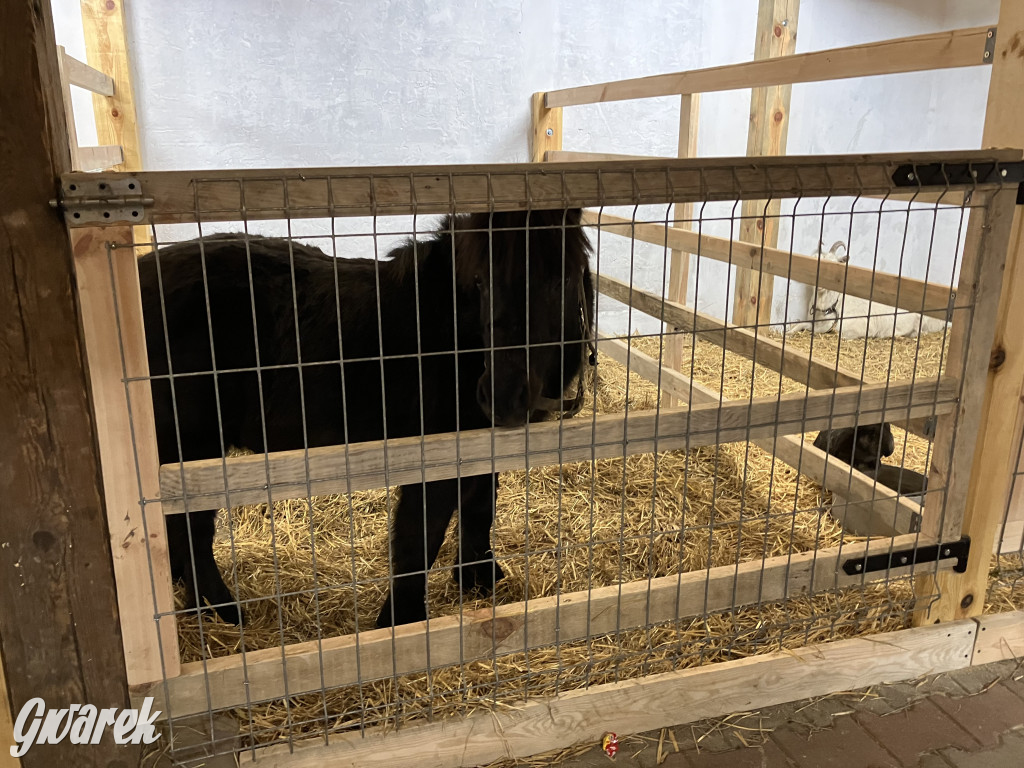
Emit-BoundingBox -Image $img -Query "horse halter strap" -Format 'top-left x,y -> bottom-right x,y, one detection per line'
532,275 -> 597,420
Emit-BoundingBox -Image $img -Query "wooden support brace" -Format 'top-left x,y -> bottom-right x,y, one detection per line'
733,0 -> 800,328
530,92 -> 562,163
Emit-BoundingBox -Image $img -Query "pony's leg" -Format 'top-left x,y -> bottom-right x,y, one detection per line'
167,510 -> 243,625
375,480 -> 458,628
453,473 -> 505,595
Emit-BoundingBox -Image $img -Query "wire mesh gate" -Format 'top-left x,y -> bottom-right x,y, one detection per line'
62,151 -> 1019,766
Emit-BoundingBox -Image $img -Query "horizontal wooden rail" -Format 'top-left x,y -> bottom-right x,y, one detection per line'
546,150 -> 666,162
545,26 -> 993,107
236,618 -> 977,767
138,532 -> 947,719
585,210 -> 958,320
61,48 -> 114,95
77,145 -> 124,172
595,273 -> 939,440
597,336 -> 922,535
60,150 -> 1018,226
159,377 -> 956,515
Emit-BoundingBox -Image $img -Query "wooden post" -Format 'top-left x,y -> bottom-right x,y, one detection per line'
0,1 -> 139,765
732,0 -> 799,328
530,92 -> 562,162
72,227 -> 180,685
79,0 -> 149,245
914,0 -> 1024,624
662,93 -> 700,407
1,642 -> 20,768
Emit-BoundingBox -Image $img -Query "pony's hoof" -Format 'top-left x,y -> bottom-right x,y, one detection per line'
454,559 -> 506,596
374,597 -> 427,628
215,602 -> 244,626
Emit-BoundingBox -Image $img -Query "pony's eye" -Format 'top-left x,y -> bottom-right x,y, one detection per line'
474,274 -> 483,289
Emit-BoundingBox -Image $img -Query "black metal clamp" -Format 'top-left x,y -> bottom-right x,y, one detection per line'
841,536 -> 971,577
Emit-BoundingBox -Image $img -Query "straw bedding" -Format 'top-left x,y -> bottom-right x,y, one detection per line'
168,327 -> 1019,749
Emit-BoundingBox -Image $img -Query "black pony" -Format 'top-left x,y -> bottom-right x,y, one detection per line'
140,208 -> 595,628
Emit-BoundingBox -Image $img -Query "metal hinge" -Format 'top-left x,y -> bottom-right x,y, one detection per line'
841,536 -> 971,577
984,27 -> 996,64
52,177 -> 152,225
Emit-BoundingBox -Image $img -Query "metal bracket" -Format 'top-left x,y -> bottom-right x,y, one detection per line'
53,177 -> 151,225
841,536 -> 971,577
984,27 -> 996,64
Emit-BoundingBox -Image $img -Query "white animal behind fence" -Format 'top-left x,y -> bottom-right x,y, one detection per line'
788,240 -> 951,339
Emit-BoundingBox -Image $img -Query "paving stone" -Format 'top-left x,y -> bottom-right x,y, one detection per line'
934,727 -> 1024,768
855,699 -> 977,766
853,681 -> 933,717
784,696 -> 862,733
772,715 -> 899,768
946,661 -> 1016,696
915,755 -> 954,768
687,740 -> 793,768
995,669 -> 1024,704
931,683 -> 1024,748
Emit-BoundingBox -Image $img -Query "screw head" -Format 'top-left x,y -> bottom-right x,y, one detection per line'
1001,168 -> 1008,177
985,51 -> 991,59
988,29 -> 994,38
546,128 -> 554,136
907,172 -> 916,181
855,563 -> 863,572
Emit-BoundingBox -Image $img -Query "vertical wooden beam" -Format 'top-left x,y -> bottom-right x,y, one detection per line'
662,93 -> 700,407
914,0 -> 1024,624
731,0 -> 800,328
72,227 -> 180,685
79,0 -> 149,246
0,641 -> 21,768
530,92 -> 563,162
79,0 -> 142,172
0,1 -> 138,765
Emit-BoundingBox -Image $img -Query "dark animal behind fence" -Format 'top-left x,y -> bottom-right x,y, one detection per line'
812,422 -> 895,474
140,208 -> 594,628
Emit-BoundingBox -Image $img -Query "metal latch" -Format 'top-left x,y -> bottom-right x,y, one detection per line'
841,536 -> 971,577
53,177 -> 152,225
984,27 -> 996,64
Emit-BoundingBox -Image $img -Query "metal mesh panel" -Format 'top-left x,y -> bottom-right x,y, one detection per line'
72,156 -> 1016,765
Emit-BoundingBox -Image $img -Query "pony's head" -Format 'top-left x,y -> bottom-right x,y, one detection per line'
457,208 -> 595,427
806,240 -> 849,332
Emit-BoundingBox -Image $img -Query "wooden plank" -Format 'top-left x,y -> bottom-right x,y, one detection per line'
80,0 -> 149,247
238,620 -> 977,768
60,47 -> 114,95
973,611 -> 1024,666
139,532 -> 946,719
0,638 -> 21,768
71,228 -> 179,685
546,150 -> 665,162
59,150 -> 1021,227
160,376 -> 956,515
545,26 -> 992,107
76,144 -> 124,172
530,92 -> 562,163
55,45 -> 81,171
598,336 -> 921,535
996,519 -> 1023,554
584,211 -> 956,320
597,272 -> 864,388
80,0 -> 142,172
596,270 -> 940,441
913,3 -> 1024,620
663,93 -> 700,409
0,2 -> 137,766
733,0 -> 799,328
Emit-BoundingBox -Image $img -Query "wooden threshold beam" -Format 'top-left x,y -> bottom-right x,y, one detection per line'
236,619 -> 978,767
545,26 -> 993,107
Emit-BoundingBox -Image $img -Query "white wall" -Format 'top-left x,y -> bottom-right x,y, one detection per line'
52,0 -> 1000,333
